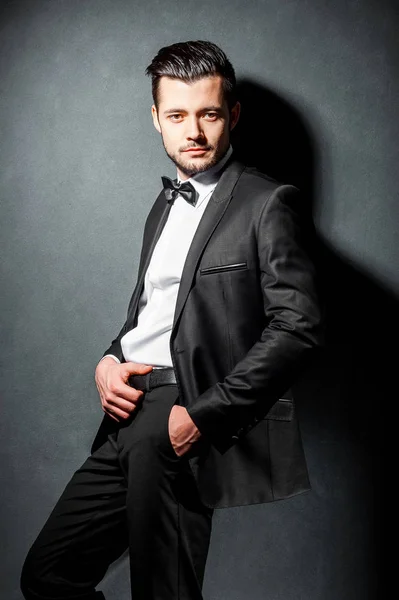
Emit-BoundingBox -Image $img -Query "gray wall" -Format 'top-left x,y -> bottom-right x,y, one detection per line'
1,0 -> 397,598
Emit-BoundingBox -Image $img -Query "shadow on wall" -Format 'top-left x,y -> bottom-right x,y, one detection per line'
232,79 -> 316,206
233,79 -> 395,598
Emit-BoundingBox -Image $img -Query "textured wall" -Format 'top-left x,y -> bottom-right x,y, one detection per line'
1,0 -> 397,598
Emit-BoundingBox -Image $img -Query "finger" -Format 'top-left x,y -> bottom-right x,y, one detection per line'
106,379 -> 143,403
123,362 -> 153,377
106,395 -> 140,414
104,411 -> 120,422
115,383 -> 144,403
103,403 -> 132,421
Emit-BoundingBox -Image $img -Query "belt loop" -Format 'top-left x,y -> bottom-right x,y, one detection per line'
145,372 -> 151,393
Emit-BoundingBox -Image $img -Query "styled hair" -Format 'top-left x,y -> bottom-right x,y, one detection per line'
145,40 -> 237,109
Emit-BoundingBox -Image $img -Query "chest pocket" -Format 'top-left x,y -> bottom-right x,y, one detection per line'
200,262 -> 248,275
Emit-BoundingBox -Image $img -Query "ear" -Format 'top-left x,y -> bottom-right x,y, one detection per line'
229,101 -> 241,131
151,105 -> 161,133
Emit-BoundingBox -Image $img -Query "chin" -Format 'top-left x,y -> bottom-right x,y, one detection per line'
179,154 -> 218,176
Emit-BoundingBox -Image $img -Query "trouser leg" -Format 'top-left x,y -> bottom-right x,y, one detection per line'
117,384 -> 214,600
20,435 -> 129,600
21,384 -> 213,600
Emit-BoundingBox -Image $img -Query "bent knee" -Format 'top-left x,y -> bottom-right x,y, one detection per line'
20,551 -> 56,599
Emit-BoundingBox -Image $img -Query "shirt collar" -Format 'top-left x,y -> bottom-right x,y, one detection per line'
176,145 -> 233,206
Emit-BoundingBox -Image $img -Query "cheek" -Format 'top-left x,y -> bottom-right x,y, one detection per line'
211,124 -> 229,145
161,128 -> 178,148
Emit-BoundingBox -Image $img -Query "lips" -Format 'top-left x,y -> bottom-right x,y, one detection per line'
183,148 -> 208,154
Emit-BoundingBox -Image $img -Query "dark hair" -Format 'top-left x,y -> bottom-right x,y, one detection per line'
145,40 -> 237,109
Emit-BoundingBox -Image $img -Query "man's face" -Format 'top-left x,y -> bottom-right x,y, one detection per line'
151,75 -> 240,180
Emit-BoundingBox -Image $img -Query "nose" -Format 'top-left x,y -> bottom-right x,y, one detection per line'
186,116 -> 205,142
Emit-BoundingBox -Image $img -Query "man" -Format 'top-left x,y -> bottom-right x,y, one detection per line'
21,40 -> 323,600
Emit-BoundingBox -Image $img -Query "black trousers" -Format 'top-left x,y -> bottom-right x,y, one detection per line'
21,385 -> 214,600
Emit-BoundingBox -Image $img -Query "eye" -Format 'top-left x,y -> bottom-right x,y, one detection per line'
168,114 -> 183,122
203,112 -> 218,121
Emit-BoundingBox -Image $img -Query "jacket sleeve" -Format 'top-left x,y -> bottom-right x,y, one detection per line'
101,322 -> 127,363
186,185 -> 324,454
100,251 -> 145,364
99,193 -> 170,365
100,268 -> 145,363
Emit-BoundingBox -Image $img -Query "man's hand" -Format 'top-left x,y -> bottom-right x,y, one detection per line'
168,405 -> 202,457
95,357 -> 152,422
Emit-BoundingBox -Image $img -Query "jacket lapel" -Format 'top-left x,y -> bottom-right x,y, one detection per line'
172,159 -> 246,332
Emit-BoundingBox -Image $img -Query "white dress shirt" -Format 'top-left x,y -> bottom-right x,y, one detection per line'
106,146 -> 232,367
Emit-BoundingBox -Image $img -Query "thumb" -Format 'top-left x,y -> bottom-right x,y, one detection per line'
124,362 -> 153,375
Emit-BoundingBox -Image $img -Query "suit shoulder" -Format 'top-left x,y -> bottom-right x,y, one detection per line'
236,165 -> 299,201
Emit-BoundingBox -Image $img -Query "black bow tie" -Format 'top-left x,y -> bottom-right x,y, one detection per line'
161,176 -> 197,206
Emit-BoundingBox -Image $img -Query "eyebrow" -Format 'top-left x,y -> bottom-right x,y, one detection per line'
163,106 -> 223,116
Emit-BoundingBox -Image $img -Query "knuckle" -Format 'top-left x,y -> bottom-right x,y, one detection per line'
108,382 -> 118,394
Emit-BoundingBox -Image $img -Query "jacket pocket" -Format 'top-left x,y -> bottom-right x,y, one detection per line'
200,262 -> 248,275
264,399 -> 294,422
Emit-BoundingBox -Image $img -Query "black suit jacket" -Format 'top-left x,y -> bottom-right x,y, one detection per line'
92,156 -> 324,509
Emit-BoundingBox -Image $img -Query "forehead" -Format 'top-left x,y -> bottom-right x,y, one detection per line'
157,75 -> 225,110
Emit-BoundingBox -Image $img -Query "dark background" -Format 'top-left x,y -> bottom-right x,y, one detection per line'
1,0 -> 398,598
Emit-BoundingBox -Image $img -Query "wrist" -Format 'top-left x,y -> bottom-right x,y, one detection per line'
97,356 -> 119,372
184,407 -> 201,437
100,354 -> 120,364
